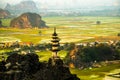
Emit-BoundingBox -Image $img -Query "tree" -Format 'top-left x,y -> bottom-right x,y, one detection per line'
21,53 -> 40,74
64,43 -> 75,51
0,19 -> 2,26
96,21 -> 101,25
39,31 -> 42,35
117,33 -> 120,36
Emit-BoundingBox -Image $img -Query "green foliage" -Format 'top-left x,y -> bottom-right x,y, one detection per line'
36,51 -> 51,62
58,50 -> 68,59
96,21 -> 101,25
1,19 -> 11,27
118,33 -> 120,36
36,50 -> 68,62
80,44 -> 114,62
0,19 -> 2,26
64,43 -> 75,51
65,41 -> 120,68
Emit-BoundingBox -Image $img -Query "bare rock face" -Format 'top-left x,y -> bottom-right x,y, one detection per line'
10,13 -> 48,28
0,8 -> 10,18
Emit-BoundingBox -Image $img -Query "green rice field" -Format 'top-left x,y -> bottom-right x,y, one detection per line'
0,16 -> 120,44
0,16 -> 120,80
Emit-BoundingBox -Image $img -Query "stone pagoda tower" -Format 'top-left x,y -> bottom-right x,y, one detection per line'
51,27 -> 60,58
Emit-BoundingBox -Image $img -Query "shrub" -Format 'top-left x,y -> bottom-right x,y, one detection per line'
117,33 -> 120,36
96,21 -> 101,25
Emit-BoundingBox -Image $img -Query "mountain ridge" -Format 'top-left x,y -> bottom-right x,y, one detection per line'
4,0 -> 38,15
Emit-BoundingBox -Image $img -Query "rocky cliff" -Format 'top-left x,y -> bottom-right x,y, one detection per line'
10,13 -> 48,28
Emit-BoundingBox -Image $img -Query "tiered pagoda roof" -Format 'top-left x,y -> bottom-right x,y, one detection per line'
51,27 -> 60,56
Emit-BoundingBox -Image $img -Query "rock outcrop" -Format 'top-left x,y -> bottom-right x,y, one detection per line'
0,52 -> 80,80
10,13 -> 48,28
0,8 -> 10,18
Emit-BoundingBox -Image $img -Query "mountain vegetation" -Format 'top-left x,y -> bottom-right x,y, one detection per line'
64,41 -> 120,68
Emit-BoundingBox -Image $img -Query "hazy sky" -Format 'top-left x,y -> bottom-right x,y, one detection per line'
0,0 -> 119,9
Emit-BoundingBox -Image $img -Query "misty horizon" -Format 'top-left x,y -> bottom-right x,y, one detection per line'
0,0 -> 120,9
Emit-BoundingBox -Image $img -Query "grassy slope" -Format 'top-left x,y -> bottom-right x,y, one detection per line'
70,64 -> 120,80
36,50 -> 68,62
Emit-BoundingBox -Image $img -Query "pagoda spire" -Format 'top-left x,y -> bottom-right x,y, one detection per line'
51,27 -> 60,58
52,27 -> 57,36
54,27 -> 56,33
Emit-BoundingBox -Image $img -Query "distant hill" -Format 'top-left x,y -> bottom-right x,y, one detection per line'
0,8 -> 10,18
5,0 -> 38,15
10,12 -> 48,28
2,0 -> 120,16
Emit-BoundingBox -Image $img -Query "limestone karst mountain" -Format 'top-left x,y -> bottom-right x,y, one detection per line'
0,8 -> 10,18
10,12 -> 48,28
5,0 -> 38,15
